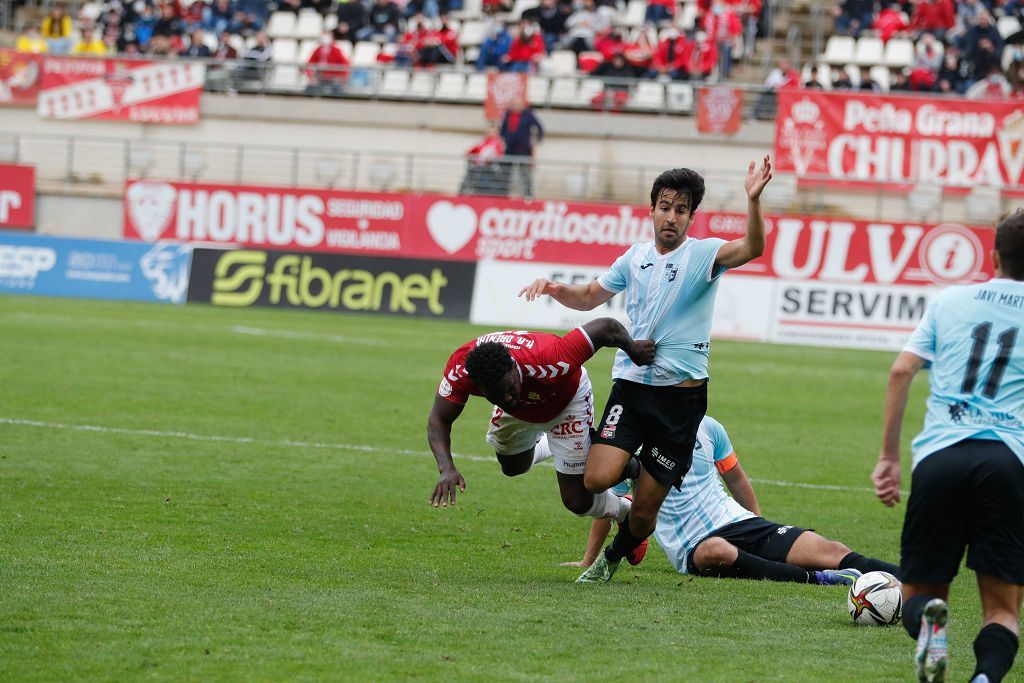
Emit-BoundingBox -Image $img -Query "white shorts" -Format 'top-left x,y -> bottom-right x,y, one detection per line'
485,368 -> 594,475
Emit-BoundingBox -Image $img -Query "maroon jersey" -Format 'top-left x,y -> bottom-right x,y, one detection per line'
438,328 -> 596,423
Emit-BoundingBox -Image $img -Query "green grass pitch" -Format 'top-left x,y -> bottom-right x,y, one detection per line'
0,295 -> 1007,681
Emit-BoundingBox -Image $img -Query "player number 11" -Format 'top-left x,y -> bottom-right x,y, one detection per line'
961,322 -> 1019,399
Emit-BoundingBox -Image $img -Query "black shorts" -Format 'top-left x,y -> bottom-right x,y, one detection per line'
591,379 -> 707,488
901,438 -> 1024,585
685,517 -> 809,573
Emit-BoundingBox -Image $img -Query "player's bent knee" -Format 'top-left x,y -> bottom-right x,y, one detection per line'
692,537 -> 736,570
497,452 -> 532,477
560,490 -> 592,515
583,470 -> 612,494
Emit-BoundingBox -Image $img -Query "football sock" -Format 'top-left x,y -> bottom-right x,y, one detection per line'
532,435 -> 553,465
839,552 -> 900,577
604,513 -> 647,563
701,549 -> 814,583
972,624 -> 1019,683
580,490 -> 630,523
902,594 -> 937,640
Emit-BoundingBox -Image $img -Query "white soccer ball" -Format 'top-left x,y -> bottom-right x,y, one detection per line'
847,571 -> 903,626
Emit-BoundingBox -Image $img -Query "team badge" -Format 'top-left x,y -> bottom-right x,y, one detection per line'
664,264 -> 678,282
600,426 -> 616,439
438,378 -> 453,397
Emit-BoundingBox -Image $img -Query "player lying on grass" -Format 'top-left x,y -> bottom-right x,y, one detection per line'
563,416 -> 900,586
427,318 -> 655,559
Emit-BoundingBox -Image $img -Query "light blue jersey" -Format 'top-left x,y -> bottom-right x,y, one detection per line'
903,278 -> 1024,469
598,237 -> 728,385
654,416 -> 755,573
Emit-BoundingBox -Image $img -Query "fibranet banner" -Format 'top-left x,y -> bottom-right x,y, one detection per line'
187,248 -> 475,320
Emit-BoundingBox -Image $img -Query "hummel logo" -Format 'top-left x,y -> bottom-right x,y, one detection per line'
639,263 -> 654,270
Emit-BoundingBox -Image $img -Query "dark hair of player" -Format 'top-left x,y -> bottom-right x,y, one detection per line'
995,209 -> 1024,280
649,168 -> 706,213
465,342 -> 515,388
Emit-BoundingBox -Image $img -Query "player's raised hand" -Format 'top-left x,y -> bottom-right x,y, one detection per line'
625,339 -> 656,366
744,154 -> 772,201
871,458 -> 901,507
429,468 -> 466,508
518,278 -> 563,302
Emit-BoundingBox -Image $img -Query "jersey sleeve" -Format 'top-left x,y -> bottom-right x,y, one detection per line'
903,294 -> 939,362
531,327 -> 596,373
597,245 -> 636,293
438,350 -> 472,405
701,237 -> 729,282
704,416 -> 739,473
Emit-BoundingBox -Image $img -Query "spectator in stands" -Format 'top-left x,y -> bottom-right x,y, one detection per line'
499,97 -> 543,200
154,3 -> 184,40
802,64 -> 824,88
235,0 -> 271,33
857,65 -> 881,91
134,4 -> 159,47
909,0 -> 955,41
358,0 -> 402,43
691,30 -> 718,80
832,68 -> 854,88
961,12 -> 1003,60
460,122 -> 507,196
874,3 -> 909,43
623,27 -> 655,75
936,47 -> 968,93
951,0 -> 986,45
595,28 -> 627,61
908,31 -> 942,89
483,0 -> 514,15
504,19 -> 545,72
181,1 -> 206,31
649,27 -> 693,80
206,30 -> 240,91
41,5 -> 74,54
591,51 -> 633,111
645,0 -> 675,26
214,30 -> 239,59
703,0 -> 741,79
71,28 -> 108,55
1009,58 -> 1024,98
523,0 -> 571,53
562,0 -> 599,55
145,34 -> 177,56
754,57 -> 797,119
735,0 -> 761,59
417,18 -> 458,66
235,30 -> 272,87
204,0 -> 236,37
180,29 -> 212,57
967,63 -> 1013,98
405,0 -> 447,21
477,20 -> 512,70
890,68 -> 912,90
335,0 -> 367,42
16,25 -> 47,53
832,0 -> 875,37
306,32 -> 349,95
966,36 -> 1002,87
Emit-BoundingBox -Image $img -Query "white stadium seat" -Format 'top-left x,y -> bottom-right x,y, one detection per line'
452,0 -> 483,20
997,16 -> 1021,39
464,73 -> 488,101
678,2 -> 699,30
547,50 -> 577,76
801,63 -> 832,88
666,82 -> 693,112
510,0 -> 539,19
271,65 -> 300,89
338,40 -> 353,61
578,77 -> 604,106
623,0 -> 646,27
271,38 -> 298,63
459,20 -> 486,47
869,65 -> 890,90
628,81 -> 664,110
854,36 -> 884,66
352,41 -> 380,66
379,69 -> 410,96
548,77 -> 579,105
295,10 -> 324,40
821,36 -> 855,65
298,38 -> 319,63
435,72 -> 466,100
408,70 -> 435,99
883,38 -> 914,68
267,11 -> 297,39
527,75 -> 550,104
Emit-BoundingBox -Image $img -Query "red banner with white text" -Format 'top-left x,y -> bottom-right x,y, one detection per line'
0,164 -> 36,229
38,57 -> 204,123
775,90 -> 1024,189
0,49 -> 42,107
696,86 -> 743,135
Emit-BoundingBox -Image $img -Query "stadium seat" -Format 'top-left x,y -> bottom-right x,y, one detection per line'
379,69 -> 410,97
510,0 -> 540,20
578,77 -> 604,106
79,2 -> 103,20
298,38 -> 318,63
459,21 -> 486,48
548,77 -> 579,106
408,70 -> 435,99
623,0 -> 646,28
527,75 -> 550,104
801,63 -> 832,88
883,38 -> 914,68
844,63 -> 861,87
869,65 -> 891,90
267,11 -> 297,39
379,42 -> 399,63
547,50 -> 578,76
452,0 -> 483,20
227,34 -> 246,55
464,73 -> 488,101
965,187 -> 1002,224
435,72 -> 466,100
854,37 -> 884,66
324,13 -> 338,31
666,82 -> 693,112
1003,45 -> 1018,71
352,41 -> 381,66
915,38 -> 943,60
338,40 -> 353,61
270,65 -> 300,90
295,10 -> 324,40
678,2 -> 699,30
821,36 -> 855,65
997,15 -> 1021,39
271,38 -> 298,63
628,81 -> 664,111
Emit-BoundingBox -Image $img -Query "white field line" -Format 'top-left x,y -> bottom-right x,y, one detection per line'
0,417 -> 888,495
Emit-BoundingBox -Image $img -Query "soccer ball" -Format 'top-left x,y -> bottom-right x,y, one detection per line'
847,571 -> 902,626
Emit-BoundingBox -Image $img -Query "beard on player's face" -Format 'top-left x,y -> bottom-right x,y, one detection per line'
651,189 -> 693,251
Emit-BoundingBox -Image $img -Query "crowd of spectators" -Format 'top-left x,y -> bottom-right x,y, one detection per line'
814,0 -> 1024,98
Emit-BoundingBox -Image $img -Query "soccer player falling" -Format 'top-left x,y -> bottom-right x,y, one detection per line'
520,157 -> 772,583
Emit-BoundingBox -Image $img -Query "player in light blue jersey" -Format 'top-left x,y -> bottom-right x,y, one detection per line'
521,158 -> 773,584
872,210 -> 1024,683
563,417 -> 897,586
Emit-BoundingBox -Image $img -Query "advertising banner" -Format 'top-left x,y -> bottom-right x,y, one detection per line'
484,72 -> 528,121
0,49 -> 42,106
0,164 -> 35,229
37,57 -> 205,123
187,248 -> 476,320
0,232 -> 192,303
774,90 -> 1024,189
696,86 -> 743,135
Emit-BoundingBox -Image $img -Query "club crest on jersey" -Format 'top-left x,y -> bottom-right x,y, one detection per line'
528,392 -> 541,401
664,264 -> 678,282
438,378 -> 453,397
600,426 -> 616,439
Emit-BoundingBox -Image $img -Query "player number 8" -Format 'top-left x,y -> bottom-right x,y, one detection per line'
605,404 -> 623,426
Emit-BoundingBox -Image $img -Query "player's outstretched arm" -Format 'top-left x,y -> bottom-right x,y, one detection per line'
581,317 -> 656,365
715,155 -> 772,269
518,278 -> 615,311
559,518 -> 612,567
873,351 -> 926,507
721,462 -> 761,516
427,394 -> 467,508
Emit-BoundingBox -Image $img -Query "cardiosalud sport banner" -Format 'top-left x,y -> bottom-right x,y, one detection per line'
37,57 -> 205,123
775,90 -> 1024,189
0,164 -> 35,229
0,232 -> 192,303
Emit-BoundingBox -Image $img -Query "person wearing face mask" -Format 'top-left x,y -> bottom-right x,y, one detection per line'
503,19 -> 545,73
562,0 -> 598,55
477,20 -> 512,70
305,32 -> 349,96
702,0 -> 741,80
649,27 -> 693,80
522,0 -> 571,53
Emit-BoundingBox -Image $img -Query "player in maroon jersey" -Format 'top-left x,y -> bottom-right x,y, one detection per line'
427,318 -> 654,530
